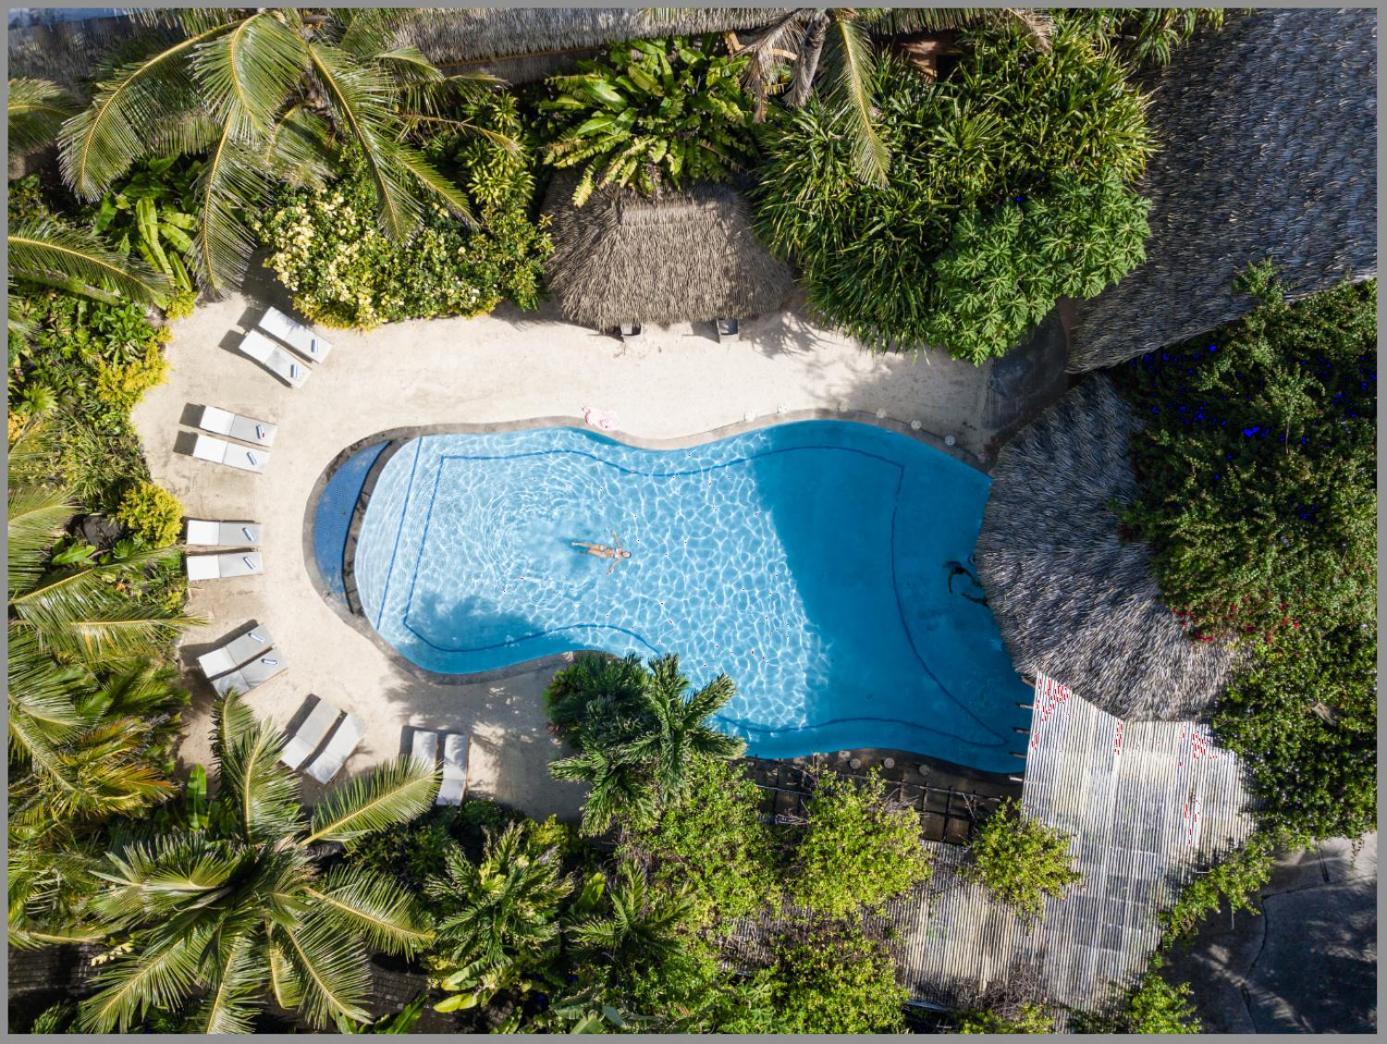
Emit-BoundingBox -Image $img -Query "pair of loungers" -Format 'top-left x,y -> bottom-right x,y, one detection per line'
282,697 -> 363,785
196,624 -> 286,697
409,728 -> 469,805
236,307 -> 333,388
185,511 -> 264,582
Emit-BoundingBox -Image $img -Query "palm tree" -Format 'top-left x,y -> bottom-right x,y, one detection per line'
8,77 -> 78,155
723,7 -> 1053,186
426,820 -> 574,1013
549,745 -> 657,837
75,693 -> 439,1032
566,862 -> 690,977
57,7 -> 509,296
8,215 -> 174,308
624,654 -> 744,797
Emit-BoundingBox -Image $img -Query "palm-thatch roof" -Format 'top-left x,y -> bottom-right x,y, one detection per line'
542,175 -> 795,331
1067,8 -> 1377,372
397,7 -> 788,81
974,377 -> 1237,720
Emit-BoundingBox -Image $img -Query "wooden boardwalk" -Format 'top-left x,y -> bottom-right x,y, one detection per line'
732,674 -> 1255,1011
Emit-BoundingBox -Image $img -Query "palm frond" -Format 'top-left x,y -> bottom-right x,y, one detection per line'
276,915 -> 372,1028
191,120 -> 273,296
9,216 -> 173,306
821,15 -> 890,188
187,929 -> 267,1034
8,78 -> 80,154
386,139 -> 478,226
304,757 -> 439,845
216,708 -> 302,844
192,10 -> 307,136
307,865 -> 433,957
263,104 -> 340,189
77,926 -> 211,1032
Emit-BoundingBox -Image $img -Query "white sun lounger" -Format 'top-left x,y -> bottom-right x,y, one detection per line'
186,551 -> 263,582
185,519 -> 262,547
197,625 -> 273,679
281,698 -> 343,771
437,733 -> 468,805
410,728 -> 439,769
238,329 -> 310,388
211,652 -> 286,697
260,306 -> 333,363
196,404 -> 277,447
305,713 -> 364,784
191,434 -> 268,474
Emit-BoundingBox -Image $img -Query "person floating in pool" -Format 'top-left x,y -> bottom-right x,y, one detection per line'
573,533 -> 631,575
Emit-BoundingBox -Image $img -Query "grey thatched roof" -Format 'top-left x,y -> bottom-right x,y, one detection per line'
975,377 -> 1237,720
542,176 -> 795,330
1067,8 -> 1377,372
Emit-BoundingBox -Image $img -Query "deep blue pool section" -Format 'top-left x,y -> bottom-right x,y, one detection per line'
346,422 -> 1030,772
313,441 -> 388,600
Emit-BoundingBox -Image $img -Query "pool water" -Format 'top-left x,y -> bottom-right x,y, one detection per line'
350,422 -> 1030,773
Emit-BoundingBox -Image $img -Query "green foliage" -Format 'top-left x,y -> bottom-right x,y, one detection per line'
255,96 -> 551,329
1117,266 -> 1376,641
345,799 -> 526,891
620,755 -> 779,930
1214,628 -> 1376,840
538,35 -> 756,205
1059,8 -> 1227,69
788,771 -> 932,919
113,481 -> 183,549
964,798 -> 1081,921
1160,831 -> 1281,947
753,24 -> 1152,362
957,1001 -> 1055,1033
1077,970 -> 1202,1034
765,926 -> 908,1034
546,652 -> 745,836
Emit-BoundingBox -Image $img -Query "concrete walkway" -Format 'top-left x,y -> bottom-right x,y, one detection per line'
133,283 -> 1060,817
1164,834 -> 1378,1033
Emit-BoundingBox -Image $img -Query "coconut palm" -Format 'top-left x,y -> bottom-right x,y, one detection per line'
57,7 -> 508,295
426,820 -> 574,1013
75,693 -> 439,1033
8,216 -> 174,307
8,77 -> 79,155
723,7 -> 1053,186
624,654 -> 745,797
566,862 -> 690,977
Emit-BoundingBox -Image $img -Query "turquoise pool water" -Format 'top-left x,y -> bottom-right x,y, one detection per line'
351,422 -> 1030,772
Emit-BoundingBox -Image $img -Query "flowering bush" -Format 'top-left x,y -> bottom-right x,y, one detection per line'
115,481 -> 184,548
255,97 -> 552,329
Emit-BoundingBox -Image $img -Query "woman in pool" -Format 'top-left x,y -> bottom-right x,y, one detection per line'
573,538 -> 632,574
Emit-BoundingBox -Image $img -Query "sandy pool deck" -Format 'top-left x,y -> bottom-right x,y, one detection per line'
133,288 -> 1024,818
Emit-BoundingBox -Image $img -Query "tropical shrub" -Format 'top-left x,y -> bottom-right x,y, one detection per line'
1159,830 -> 1282,947
345,799 -> 526,891
538,35 -> 756,205
1058,8 -> 1227,69
753,23 -> 1153,362
1116,266 -> 1376,641
256,98 -> 551,329
788,771 -> 932,918
957,1001 -> 1056,1033
620,755 -> 780,929
113,481 -> 183,548
766,926 -> 908,1034
1213,627 -> 1376,840
1076,969 -> 1202,1034
546,653 -> 744,836
964,798 -> 1081,920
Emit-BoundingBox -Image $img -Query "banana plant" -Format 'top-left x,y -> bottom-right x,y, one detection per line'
89,156 -> 203,298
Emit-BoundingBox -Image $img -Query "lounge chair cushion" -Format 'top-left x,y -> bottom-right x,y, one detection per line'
197,625 -> 272,679
437,733 -> 468,805
238,330 -> 310,388
260,306 -> 333,362
305,714 -> 364,785
211,652 -> 286,697
281,699 -> 343,770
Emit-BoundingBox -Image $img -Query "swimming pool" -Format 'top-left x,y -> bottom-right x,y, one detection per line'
347,422 -> 1030,773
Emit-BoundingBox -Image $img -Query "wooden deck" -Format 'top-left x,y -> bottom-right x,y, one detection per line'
732,674 -> 1255,1011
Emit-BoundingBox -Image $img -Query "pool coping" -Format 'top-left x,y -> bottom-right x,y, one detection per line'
301,410 -> 1026,780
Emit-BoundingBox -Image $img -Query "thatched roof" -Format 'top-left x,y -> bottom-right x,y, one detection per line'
542,176 -> 795,330
1067,8 -> 1377,371
398,8 -> 787,81
975,377 -> 1237,720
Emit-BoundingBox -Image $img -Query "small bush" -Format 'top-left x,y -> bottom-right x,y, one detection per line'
789,771 -> 932,919
964,798 -> 1081,920
95,337 -> 170,414
538,35 -> 756,205
1075,969 -> 1201,1034
957,1001 -> 1055,1034
114,481 -> 183,548
767,926 -> 908,1034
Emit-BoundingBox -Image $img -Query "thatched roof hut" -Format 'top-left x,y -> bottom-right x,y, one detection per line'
542,176 -> 795,331
1067,8 -> 1377,372
975,377 -> 1237,720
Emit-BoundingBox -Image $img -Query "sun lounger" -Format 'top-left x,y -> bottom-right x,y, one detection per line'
211,652 -> 286,697
281,698 -> 343,771
410,728 -> 439,769
197,625 -> 273,679
305,713 -> 363,784
186,551 -> 263,582
185,519 -> 262,547
191,434 -> 268,474
195,404 -> 277,447
437,733 -> 468,805
237,329 -> 310,388
260,306 -> 333,363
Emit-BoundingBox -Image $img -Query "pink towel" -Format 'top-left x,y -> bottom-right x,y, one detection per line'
582,406 -> 618,431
